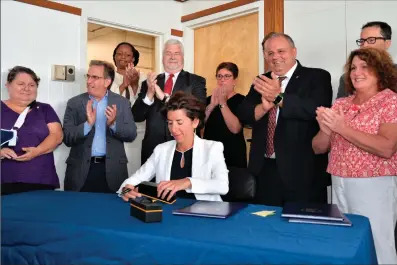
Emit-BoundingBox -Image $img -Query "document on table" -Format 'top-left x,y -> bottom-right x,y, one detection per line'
252,210 -> 276,217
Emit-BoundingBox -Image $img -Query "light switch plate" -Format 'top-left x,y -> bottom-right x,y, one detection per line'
51,65 -> 66,81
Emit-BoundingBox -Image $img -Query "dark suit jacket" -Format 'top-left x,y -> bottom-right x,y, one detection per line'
63,91 -> 137,192
132,69 -> 206,164
238,61 -> 333,191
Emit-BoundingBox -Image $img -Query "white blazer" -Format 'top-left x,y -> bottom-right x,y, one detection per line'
118,135 -> 229,201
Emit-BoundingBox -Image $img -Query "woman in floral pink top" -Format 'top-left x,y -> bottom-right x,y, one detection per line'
313,48 -> 397,264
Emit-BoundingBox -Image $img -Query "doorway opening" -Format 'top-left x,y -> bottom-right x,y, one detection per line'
87,22 -> 157,75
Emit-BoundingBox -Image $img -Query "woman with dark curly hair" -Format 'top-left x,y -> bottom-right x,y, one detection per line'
312,47 -> 397,264
117,91 -> 229,202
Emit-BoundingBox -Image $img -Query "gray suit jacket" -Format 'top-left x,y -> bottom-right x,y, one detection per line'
63,91 -> 137,192
337,63 -> 397,99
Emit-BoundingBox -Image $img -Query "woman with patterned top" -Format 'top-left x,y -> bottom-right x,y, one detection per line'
312,47 -> 397,264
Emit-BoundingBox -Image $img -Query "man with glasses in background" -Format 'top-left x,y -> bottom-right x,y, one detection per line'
63,60 -> 137,193
337,21 -> 393,98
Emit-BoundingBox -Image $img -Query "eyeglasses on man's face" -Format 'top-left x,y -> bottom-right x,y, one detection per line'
356,37 -> 388,46
84,74 -> 105,81
215,74 -> 233,80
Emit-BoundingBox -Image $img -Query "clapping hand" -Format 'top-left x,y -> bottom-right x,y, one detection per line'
321,106 -> 346,135
316,107 -> 332,136
105,104 -> 117,126
86,100 -> 96,126
253,72 -> 281,102
217,86 -> 227,106
146,72 -> 158,100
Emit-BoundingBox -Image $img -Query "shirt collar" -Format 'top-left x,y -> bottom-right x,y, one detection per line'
275,61 -> 298,81
89,90 -> 109,101
165,71 -> 181,80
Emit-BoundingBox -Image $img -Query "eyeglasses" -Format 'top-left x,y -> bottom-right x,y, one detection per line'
356,37 -> 388,46
84,74 -> 105,81
215,74 -> 233,80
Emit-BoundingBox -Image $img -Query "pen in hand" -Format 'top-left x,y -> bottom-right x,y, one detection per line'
118,188 -> 132,197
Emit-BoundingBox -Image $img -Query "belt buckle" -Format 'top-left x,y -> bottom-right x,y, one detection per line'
93,157 -> 101,163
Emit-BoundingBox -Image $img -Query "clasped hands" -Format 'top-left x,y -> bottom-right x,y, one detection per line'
253,73 -> 282,110
0,147 -> 39,161
146,72 -> 167,101
316,106 -> 346,135
207,86 -> 228,113
120,178 -> 192,202
86,100 -> 117,127
121,63 -> 139,90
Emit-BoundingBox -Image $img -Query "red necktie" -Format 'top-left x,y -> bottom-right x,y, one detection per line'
164,73 -> 174,95
265,76 -> 286,157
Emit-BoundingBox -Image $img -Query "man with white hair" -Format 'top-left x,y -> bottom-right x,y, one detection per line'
132,39 -> 206,165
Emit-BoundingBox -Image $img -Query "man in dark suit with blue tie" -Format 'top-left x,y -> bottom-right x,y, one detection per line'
132,39 -> 206,165
239,32 -> 333,207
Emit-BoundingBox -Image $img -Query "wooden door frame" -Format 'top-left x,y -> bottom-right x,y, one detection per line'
182,1 -> 264,74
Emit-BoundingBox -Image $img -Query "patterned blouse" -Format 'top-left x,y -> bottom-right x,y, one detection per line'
327,89 -> 397,178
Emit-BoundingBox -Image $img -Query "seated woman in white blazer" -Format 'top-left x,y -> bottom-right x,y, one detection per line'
118,91 -> 229,202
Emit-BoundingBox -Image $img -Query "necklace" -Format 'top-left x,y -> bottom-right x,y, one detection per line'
176,146 -> 193,168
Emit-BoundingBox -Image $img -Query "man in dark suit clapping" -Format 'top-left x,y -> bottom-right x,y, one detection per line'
238,32 -> 333,207
132,39 -> 206,165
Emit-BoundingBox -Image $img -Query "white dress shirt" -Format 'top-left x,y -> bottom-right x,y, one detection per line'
110,71 -> 146,106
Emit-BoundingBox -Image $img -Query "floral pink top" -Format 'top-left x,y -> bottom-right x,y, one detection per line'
327,89 -> 397,178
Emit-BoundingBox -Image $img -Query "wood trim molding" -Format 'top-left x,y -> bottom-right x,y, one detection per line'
263,0 -> 284,70
181,0 -> 257,23
264,0 -> 284,34
14,0 -> 82,16
171,29 -> 184,37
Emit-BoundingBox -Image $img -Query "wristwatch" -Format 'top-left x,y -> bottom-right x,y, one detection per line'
219,104 -> 226,109
273,93 -> 284,105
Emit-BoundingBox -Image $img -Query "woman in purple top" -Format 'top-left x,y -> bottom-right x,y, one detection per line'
1,66 -> 63,195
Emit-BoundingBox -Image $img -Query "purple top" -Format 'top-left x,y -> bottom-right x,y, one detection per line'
1,101 -> 61,187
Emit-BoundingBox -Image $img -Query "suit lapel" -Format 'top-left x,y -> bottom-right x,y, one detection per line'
165,140 -> 176,181
107,90 -> 116,109
172,70 -> 187,94
191,135 -> 203,179
80,93 -> 90,113
283,61 -> 303,95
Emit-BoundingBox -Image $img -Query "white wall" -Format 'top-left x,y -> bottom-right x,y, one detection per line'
346,1 -> 397,61
1,1 -> 83,190
59,1 -> 183,34
57,0 -> 184,74
182,0 -> 232,15
285,0 -> 397,100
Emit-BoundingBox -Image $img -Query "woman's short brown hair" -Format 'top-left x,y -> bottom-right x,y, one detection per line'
7,66 -> 40,86
344,47 -> 397,95
162,91 -> 205,127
